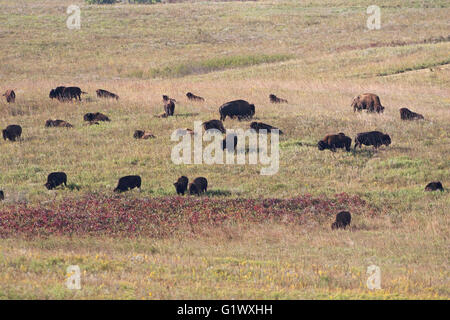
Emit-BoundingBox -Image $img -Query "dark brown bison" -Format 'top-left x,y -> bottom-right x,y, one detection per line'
44,172 -> 67,190
49,86 -> 66,101
189,177 -> 208,195
174,176 -> 189,195
96,89 -> 119,100
354,131 -> 391,149
250,122 -> 283,134
318,133 -> 351,152
3,90 -> 16,103
163,95 -> 176,117
269,94 -> 287,104
60,86 -> 87,101
222,133 -> 238,151
45,119 -> 73,128
219,100 -> 255,121
425,181 -> 444,192
351,93 -> 384,113
0,190 -> 4,201
2,124 -> 22,141
114,175 -> 141,193
202,120 -> 226,134
331,211 -> 351,230
186,92 -> 204,101
400,108 -> 424,120
133,130 -> 155,139
83,112 -> 110,122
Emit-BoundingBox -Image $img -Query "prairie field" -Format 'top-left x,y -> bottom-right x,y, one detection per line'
0,0 -> 449,299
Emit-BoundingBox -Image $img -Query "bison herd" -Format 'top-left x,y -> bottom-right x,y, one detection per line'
0,87 -> 445,230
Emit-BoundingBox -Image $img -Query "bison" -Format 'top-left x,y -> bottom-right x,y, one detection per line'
133,130 -> 155,139
354,131 -> 391,149
250,122 -> 283,134
186,92 -> 204,102
269,94 -> 287,104
219,100 -> 255,121
60,86 -> 87,101
44,172 -> 67,190
400,108 -> 424,120
425,181 -> 444,192
2,124 -> 22,141
174,176 -> 189,195
114,175 -> 141,193
45,119 -> 73,128
49,86 -> 66,101
3,90 -> 16,103
96,89 -> 119,100
202,119 -> 226,134
351,93 -> 384,113
318,133 -> 351,152
331,211 -> 351,230
163,95 -> 175,117
83,112 -> 110,122
189,177 -> 208,196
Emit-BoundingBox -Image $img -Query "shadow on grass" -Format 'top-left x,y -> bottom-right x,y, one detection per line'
66,183 -> 81,191
175,113 -> 200,118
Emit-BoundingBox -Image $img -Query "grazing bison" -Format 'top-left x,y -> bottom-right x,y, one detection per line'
269,94 -> 288,104
219,100 -> 255,121
318,133 -> 351,152
45,119 -> 73,128
3,90 -> 16,103
61,86 -> 86,101
351,93 -> 384,113
83,112 -> 110,122
400,108 -> 424,120
250,122 -> 283,134
354,131 -> 391,149
44,172 -> 67,190
0,190 -> 4,201
96,89 -> 119,100
189,177 -> 208,195
186,92 -> 204,101
2,124 -> 22,141
202,119 -> 226,134
331,211 -> 352,230
49,86 -> 66,101
163,95 -> 176,117
114,175 -> 141,193
425,181 -> 444,192
174,176 -> 189,195
133,130 -> 155,139
222,134 -> 238,151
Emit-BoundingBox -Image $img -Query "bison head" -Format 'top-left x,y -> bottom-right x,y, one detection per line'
317,140 -> 328,151
133,130 -> 144,139
382,134 -> 391,146
249,104 -> 255,116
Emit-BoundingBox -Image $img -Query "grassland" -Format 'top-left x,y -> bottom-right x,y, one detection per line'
0,0 -> 449,299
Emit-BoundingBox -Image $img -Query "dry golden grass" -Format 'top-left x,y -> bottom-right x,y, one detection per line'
0,0 -> 448,299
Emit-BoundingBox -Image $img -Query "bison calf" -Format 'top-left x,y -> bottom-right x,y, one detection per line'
3,90 -> 16,103
114,175 -> 141,193
45,119 -> 73,128
163,95 -> 176,117
331,211 -> 351,230
351,93 -> 384,113
269,94 -> 288,104
219,100 -> 255,121
318,133 -> 351,152
45,172 -> 67,190
2,125 -> 22,141
96,89 -> 119,100
250,122 -> 283,134
400,108 -> 424,120
174,176 -> 189,195
425,181 -> 444,192
186,92 -> 204,101
354,131 -> 391,149
84,112 -> 110,122
61,87 -> 86,101
189,177 -> 208,196
133,130 -> 155,139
